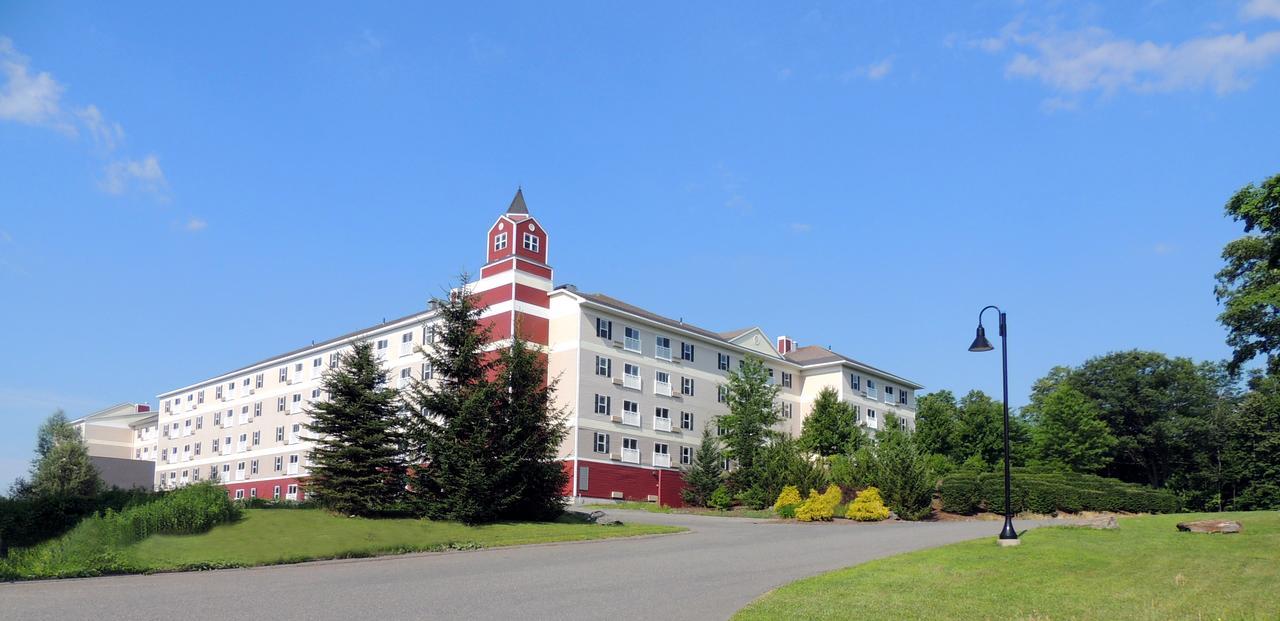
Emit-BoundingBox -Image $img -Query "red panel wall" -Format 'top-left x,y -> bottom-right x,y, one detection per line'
574,461 -> 686,508
221,477 -> 305,502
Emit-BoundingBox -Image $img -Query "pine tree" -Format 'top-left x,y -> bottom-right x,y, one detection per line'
404,277 -> 500,523
799,387 -> 858,456
872,428 -> 934,520
490,329 -> 569,521
23,410 -> 102,499
303,340 -> 406,516
682,425 -> 724,507
721,356 -> 780,493
1030,385 -> 1116,473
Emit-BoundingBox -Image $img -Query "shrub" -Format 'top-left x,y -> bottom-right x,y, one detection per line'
845,487 -> 891,521
938,469 -> 1181,515
872,433 -> 935,521
830,449 -> 876,490
736,486 -> 769,511
777,504 -> 798,519
709,486 -> 734,511
773,485 -> 802,512
796,485 -> 842,522
0,487 -> 153,554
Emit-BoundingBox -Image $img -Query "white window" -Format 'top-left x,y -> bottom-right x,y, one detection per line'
655,371 -> 671,395
623,363 -> 641,390
596,318 -> 612,340
279,367 -> 289,382
622,400 -> 640,427
718,385 -> 728,403
329,352 -> 340,368
718,353 -> 730,371
311,356 -> 324,379
493,232 -> 508,251
782,372 -> 793,388
654,407 -> 672,432
624,327 -> 641,353
276,426 -> 284,442
287,484 -> 299,500
655,336 -> 672,361
399,367 -> 412,389
899,389 -> 910,405
866,379 -> 878,400
884,386 -> 895,403
251,459 -> 259,474
681,377 -> 694,396
277,396 -> 286,412
235,489 -> 244,500
653,442 -> 670,468
273,485 -> 281,499
782,402 -> 793,419
252,431 -> 260,446
522,231 -> 539,252
621,437 -> 640,463
249,488 -> 257,498
593,432 -> 609,454
255,373 -> 264,389
400,331 -> 414,356
681,411 -> 694,430
850,374 -> 861,391
594,394 -> 610,415
681,343 -> 694,362
274,456 -> 283,471
421,363 -> 434,380
254,402 -> 261,417
680,446 -> 693,465
595,355 -> 611,377
375,339 -> 389,360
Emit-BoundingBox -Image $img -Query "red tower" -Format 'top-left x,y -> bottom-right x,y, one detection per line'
472,189 -> 553,347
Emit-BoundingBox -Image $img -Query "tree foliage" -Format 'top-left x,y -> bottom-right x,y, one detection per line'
799,387 -> 860,456
20,411 -> 102,500
1215,172 -> 1280,376
1027,385 -> 1116,473
303,340 -> 406,517
681,425 -> 724,507
1225,375 -> 1280,509
720,356 -> 781,492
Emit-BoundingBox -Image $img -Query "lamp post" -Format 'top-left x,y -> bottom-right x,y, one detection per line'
969,305 -> 1020,546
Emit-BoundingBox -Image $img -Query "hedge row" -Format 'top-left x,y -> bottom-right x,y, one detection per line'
0,488 -> 153,553
939,469 -> 1180,515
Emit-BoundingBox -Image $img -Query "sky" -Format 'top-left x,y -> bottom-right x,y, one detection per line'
2,1 -> 1279,490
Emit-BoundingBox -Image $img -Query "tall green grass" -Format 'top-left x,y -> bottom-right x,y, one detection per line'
0,482 -> 239,580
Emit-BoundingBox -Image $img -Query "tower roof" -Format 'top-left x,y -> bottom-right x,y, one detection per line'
507,188 -> 528,215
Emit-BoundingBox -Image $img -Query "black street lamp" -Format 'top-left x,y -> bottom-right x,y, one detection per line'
969,305 -> 1020,546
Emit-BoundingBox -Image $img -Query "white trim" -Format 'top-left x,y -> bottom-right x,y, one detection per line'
476,299 -> 552,320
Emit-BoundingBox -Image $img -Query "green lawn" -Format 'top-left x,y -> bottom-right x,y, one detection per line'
584,501 -> 777,519
735,511 -> 1280,621
125,509 -> 682,571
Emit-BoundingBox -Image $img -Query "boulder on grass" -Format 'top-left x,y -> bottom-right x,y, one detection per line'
1176,519 -> 1242,534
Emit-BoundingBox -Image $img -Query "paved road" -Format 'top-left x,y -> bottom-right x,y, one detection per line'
0,510 -> 1059,621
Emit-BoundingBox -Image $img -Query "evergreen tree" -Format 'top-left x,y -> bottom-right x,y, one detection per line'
720,356 -> 780,494
681,425 -> 724,507
303,340 -> 406,516
404,277 -> 501,523
1029,385 -> 1116,473
489,329 -> 569,521
23,410 -> 102,499
871,427 -> 934,520
799,387 -> 858,456
914,390 -> 960,462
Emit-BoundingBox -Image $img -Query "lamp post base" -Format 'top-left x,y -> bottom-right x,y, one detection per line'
996,538 -> 1022,547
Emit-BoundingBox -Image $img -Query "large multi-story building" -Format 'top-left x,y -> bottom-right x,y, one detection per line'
70,403 -> 158,490
152,191 -> 922,504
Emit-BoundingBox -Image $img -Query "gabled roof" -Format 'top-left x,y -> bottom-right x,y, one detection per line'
574,291 -> 729,343
785,345 -> 924,389
507,188 -> 528,215
717,327 -> 754,340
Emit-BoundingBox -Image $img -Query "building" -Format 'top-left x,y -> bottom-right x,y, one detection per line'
70,403 -> 158,490
153,190 -> 922,504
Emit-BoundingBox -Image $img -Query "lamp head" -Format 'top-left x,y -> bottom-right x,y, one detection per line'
969,324 -> 994,352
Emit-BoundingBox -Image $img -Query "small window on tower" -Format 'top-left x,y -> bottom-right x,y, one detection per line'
494,232 -> 508,251
522,232 -> 539,252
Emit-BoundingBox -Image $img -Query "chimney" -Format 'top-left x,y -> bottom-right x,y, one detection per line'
777,336 -> 796,355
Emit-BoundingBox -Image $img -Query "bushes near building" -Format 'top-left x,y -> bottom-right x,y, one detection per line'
796,485 -> 842,522
939,469 -> 1181,515
845,487 -> 891,521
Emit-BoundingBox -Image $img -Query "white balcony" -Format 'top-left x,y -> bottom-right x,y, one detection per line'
375,349 -> 388,362
621,410 -> 641,428
285,491 -> 298,501
234,469 -> 246,482
653,416 -> 672,432
288,433 -> 300,445
623,374 -> 642,391
624,336 -> 641,352
621,447 -> 640,464
400,341 -> 414,357
287,462 -> 299,476
236,442 -> 246,453
655,345 -> 671,361
289,401 -> 303,415
222,417 -> 233,429
654,381 -> 672,397
220,445 -> 232,456
653,452 -> 671,468
181,452 -> 191,462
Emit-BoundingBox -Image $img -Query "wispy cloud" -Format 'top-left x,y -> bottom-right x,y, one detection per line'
101,155 -> 168,197
717,164 -> 751,212
790,223 -> 812,233
76,104 -> 124,151
183,217 -> 207,232
0,37 -> 73,133
1242,0 -> 1280,20
843,56 -> 894,81
977,20 -> 1280,104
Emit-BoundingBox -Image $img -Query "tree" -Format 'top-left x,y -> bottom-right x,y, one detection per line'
1215,172 -> 1280,376
303,340 -> 406,517
1028,385 -> 1116,473
914,390 -> 960,463
404,278 -> 503,523
755,435 -> 828,504
489,329 -> 569,521
720,356 -> 781,494
1224,375 -> 1280,510
681,425 -> 724,507
871,429 -> 934,520
21,411 -> 102,499
799,387 -> 858,456
954,391 -> 1004,466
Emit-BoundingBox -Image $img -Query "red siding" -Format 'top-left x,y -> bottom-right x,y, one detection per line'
513,283 -> 550,307
575,461 -> 686,508
481,258 -> 515,278
516,259 -> 552,279
221,477 -> 304,502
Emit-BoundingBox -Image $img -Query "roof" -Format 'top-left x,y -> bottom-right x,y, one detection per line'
507,188 -> 528,215
574,291 -> 730,343
785,345 -> 924,389
717,327 -> 754,340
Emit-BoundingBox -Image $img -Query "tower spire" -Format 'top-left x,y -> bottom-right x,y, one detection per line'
507,188 -> 528,215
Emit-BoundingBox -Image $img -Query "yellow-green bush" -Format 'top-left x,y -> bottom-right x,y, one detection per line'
773,485 -> 802,512
845,486 -> 891,521
796,485 -> 843,522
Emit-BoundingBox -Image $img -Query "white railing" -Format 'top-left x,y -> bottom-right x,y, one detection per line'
656,344 -> 671,361
622,410 -> 641,428
400,341 -> 413,357
287,463 -> 299,475
221,445 -> 232,456
285,491 -> 298,501
375,349 -> 388,362
222,417 -> 233,429
234,469 -> 245,482
289,401 -> 303,415
653,453 -> 671,468
623,374 -> 642,391
621,447 -> 640,464
653,416 -> 672,432
624,335 -> 641,352
654,381 -> 672,397
288,433 -> 300,445
236,442 -> 246,453
312,365 -> 324,380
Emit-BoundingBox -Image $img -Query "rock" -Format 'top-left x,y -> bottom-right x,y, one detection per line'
1176,519 -> 1242,534
1080,515 -> 1118,529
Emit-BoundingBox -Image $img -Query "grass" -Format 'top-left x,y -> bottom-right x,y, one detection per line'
584,501 -> 777,519
735,511 -> 1280,621
2,509 -> 683,579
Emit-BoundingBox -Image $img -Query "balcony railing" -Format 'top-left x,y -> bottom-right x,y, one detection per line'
623,374 -> 642,391
621,447 -> 640,464
655,345 -> 671,361
287,463 -> 300,475
621,410 -> 641,428
654,381 -> 672,397
653,453 -> 671,468
222,417 -> 233,429
653,416 -> 672,432
289,401 -> 303,415
234,469 -> 246,481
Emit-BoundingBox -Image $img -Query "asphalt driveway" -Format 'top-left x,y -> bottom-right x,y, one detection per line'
0,509 -> 1058,621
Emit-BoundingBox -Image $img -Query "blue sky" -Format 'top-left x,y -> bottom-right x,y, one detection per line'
2,2 -> 1279,489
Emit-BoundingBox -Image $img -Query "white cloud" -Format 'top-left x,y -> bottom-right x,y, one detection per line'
988,23 -> 1280,96
1242,0 -> 1280,20
790,223 -> 812,233
76,104 -> 124,151
101,155 -> 167,196
0,37 -> 72,133
843,56 -> 895,81
184,217 -> 207,232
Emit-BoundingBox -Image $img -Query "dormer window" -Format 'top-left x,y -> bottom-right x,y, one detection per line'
522,232 -> 539,252
494,232 -> 508,251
